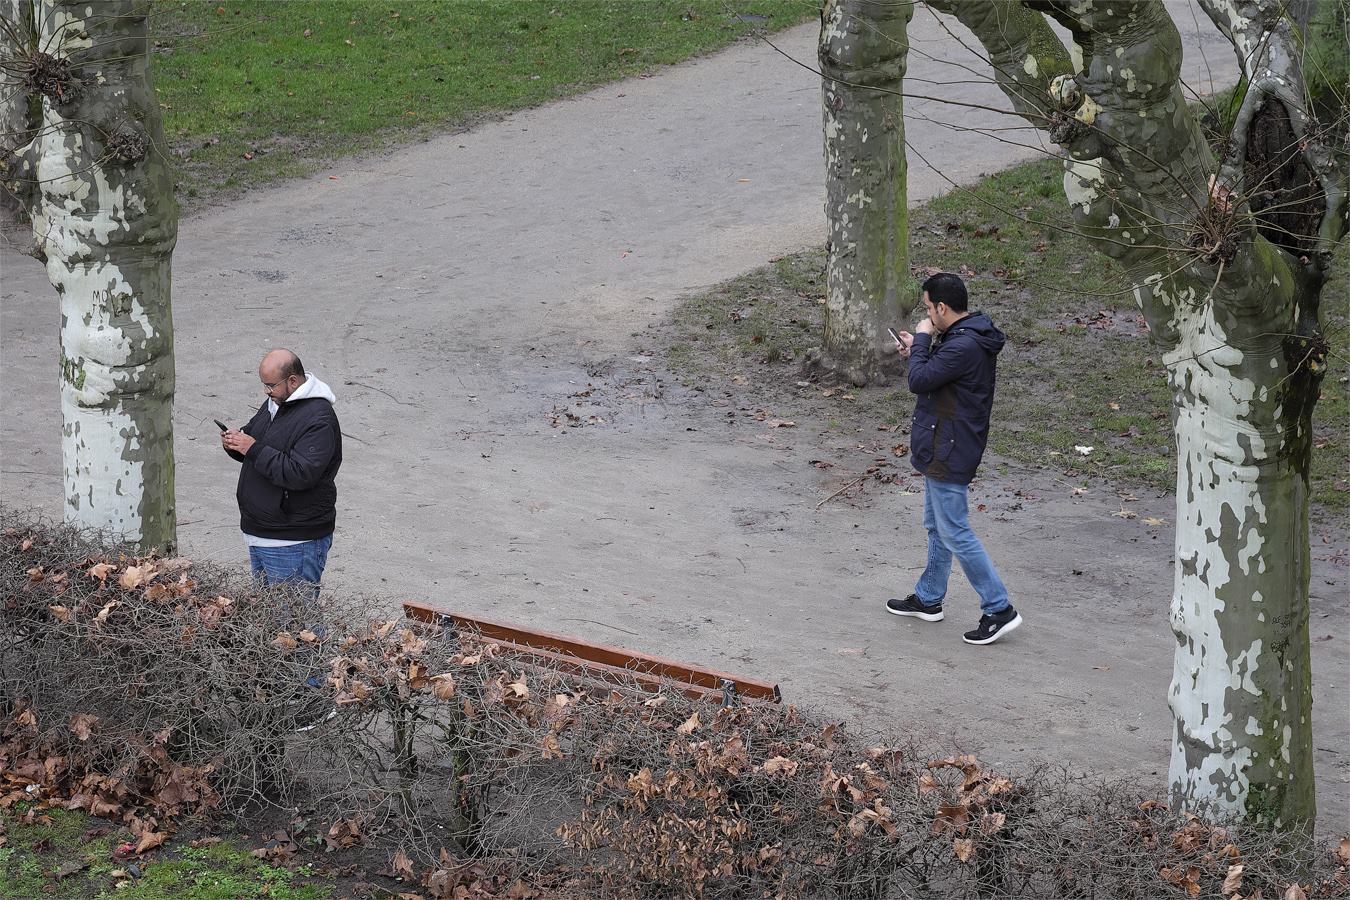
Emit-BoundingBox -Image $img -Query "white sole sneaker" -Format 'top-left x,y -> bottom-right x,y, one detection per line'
887,597 -> 944,622
963,612 -> 1022,645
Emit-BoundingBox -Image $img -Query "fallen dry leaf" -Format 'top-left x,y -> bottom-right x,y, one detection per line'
119,563 -> 156,590
429,674 -> 456,700
86,562 -> 115,582
95,600 -> 119,625
135,831 -> 168,854
69,713 -> 99,741
56,859 -> 90,879
676,712 -> 701,734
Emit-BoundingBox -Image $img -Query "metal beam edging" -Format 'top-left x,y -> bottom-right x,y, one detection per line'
403,600 -> 781,703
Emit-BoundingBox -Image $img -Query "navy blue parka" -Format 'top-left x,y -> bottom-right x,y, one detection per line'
907,311 -> 1006,485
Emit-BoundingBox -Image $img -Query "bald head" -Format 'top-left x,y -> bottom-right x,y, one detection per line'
259,349 -> 306,403
261,349 -> 304,380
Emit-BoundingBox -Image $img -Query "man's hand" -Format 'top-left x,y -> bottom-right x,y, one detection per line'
895,329 -> 916,358
221,429 -> 255,455
916,317 -> 936,335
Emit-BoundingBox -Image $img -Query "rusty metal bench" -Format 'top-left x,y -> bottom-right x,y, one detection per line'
403,600 -> 781,705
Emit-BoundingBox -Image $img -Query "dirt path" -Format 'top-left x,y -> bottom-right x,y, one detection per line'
4,7 -> 1346,831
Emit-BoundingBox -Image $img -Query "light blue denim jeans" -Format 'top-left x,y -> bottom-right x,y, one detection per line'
914,478 -> 1009,616
249,534 -> 332,687
248,534 -> 332,602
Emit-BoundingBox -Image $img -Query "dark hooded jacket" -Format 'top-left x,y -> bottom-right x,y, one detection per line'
226,377 -> 341,541
907,311 -> 1006,485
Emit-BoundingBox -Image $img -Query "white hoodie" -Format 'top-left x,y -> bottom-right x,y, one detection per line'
268,372 -> 337,419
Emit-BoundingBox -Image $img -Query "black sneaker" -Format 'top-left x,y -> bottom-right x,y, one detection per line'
887,594 -> 944,622
963,607 -> 1022,645
291,698 -> 338,733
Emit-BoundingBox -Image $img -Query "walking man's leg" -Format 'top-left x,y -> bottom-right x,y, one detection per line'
888,478 -> 951,621
924,478 -> 1021,644
915,481 -> 953,605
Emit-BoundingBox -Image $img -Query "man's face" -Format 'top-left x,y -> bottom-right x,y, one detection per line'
259,358 -> 300,403
921,292 -> 948,330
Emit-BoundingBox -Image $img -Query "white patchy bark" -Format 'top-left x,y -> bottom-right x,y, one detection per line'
806,0 -> 912,387
1141,250 -> 1314,827
928,0 -> 1343,827
1,0 -> 178,551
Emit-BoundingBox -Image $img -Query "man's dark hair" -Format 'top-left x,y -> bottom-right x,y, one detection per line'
279,351 -> 305,381
922,272 -> 968,313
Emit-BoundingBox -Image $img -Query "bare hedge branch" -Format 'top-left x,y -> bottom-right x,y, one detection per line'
2,508 -> 1346,898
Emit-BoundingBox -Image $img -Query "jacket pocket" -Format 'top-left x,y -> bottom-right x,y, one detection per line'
934,420 -> 956,461
288,483 -> 336,526
240,477 -> 287,528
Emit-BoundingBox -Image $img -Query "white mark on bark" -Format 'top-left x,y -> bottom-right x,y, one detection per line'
1063,158 -> 1106,214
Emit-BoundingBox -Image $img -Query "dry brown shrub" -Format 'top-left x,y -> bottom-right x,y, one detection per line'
3,509 -> 1347,899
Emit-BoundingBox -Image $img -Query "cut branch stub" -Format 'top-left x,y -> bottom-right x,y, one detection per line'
107,127 -> 147,163
23,51 -> 78,105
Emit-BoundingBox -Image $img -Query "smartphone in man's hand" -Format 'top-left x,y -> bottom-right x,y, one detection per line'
215,419 -> 229,431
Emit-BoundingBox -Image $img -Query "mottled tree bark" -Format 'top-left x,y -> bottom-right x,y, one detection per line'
1,0 -> 178,552
927,0 -> 1344,827
805,0 -> 912,387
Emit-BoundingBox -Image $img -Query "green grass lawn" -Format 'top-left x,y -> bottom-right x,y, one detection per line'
0,807 -> 335,900
149,0 -> 816,208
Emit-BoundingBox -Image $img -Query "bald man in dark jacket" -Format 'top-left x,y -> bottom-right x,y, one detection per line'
222,348 -> 341,600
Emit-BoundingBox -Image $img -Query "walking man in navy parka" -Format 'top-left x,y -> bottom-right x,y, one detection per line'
890,273 -> 1022,645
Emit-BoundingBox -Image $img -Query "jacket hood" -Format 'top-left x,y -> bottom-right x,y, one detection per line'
946,311 -> 1005,356
268,372 -> 336,417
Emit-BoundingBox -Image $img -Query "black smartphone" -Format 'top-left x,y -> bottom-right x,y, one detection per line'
214,419 -> 229,431
886,327 -> 902,344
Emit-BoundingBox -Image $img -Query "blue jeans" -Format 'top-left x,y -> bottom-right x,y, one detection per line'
249,534 -> 332,687
248,534 -> 332,602
914,478 -> 1009,616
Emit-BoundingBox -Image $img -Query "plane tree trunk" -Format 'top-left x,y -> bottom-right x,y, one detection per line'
804,0 -> 912,387
926,0 -> 1345,828
1,0 -> 178,552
